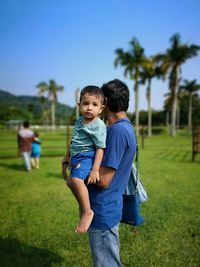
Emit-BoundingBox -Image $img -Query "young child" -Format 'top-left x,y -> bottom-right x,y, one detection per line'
31,132 -> 41,169
62,86 -> 106,233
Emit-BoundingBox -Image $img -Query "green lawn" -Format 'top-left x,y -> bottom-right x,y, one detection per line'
0,129 -> 200,267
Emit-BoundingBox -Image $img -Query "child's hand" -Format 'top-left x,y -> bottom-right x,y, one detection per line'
62,156 -> 70,180
87,169 -> 100,184
62,162 -> 68,180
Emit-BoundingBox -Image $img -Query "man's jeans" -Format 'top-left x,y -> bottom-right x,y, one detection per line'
22,152 -> 31,171
88,224 -> 122,267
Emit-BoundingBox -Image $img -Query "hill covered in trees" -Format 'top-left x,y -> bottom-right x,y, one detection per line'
0,89 -> 199,128
0,89 -> 74,125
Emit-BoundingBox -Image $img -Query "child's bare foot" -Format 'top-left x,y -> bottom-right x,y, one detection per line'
75,210 -> 94,233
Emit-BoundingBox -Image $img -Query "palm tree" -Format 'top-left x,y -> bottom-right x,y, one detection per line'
39,96 -> 48,125
155,33 -> 200,136
179,79 -> 200,131
139,57 -> 156,136
164,88 -> 185,130
36,80 -> 64,129
115,37 -> 152,136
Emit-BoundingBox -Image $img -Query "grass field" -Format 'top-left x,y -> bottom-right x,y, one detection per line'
0,128 -> 200,267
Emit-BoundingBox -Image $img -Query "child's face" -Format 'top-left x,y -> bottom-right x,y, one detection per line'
79,93 -> 104,121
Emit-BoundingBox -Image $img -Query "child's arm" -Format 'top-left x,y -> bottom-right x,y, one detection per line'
62,146 -> 71,180
87,148 -> 104,184
33,137 -> 42,144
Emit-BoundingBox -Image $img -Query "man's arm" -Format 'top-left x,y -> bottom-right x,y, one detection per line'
17,134 -> 20,148
95,166 -> 116,189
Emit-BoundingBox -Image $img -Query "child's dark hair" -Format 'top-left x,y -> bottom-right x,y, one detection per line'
80,86 -> 105,105
101,79 -> 129,112
34,131 -> 39,137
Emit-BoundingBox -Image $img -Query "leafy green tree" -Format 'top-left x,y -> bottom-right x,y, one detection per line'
179,79 -> 200,131
155,33 -> 200,136
115,38 -> 152,136
8,106 -> 21,119
36,80 -> 64,129
27,103 -> 34,123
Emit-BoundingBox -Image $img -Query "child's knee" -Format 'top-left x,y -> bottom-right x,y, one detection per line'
67,177 -> 83,189
66,177 -> 73,188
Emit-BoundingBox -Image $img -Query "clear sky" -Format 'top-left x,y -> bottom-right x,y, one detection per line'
0,0 -> 200,112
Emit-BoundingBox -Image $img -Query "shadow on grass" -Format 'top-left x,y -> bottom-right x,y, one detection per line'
45,172 -> 63,179
0,237 -> 63,267
0,162 -> 25,172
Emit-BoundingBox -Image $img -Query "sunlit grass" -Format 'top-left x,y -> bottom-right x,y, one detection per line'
0,129 -> 200,266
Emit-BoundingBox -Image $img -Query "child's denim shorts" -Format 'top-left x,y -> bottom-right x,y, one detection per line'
31,152 -> 40,158
70,151 -> 95,180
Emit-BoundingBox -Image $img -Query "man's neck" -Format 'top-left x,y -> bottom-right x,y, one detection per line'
106,111 -> 127,125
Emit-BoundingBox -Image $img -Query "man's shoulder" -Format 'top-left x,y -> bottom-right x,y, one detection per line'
19,129 -> 33,137
110,119 -> 133,134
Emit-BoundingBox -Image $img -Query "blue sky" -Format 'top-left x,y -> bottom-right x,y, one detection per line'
0,0 -> 200,112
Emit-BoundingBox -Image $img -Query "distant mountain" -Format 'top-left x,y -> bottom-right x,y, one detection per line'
0,89 -> 74,124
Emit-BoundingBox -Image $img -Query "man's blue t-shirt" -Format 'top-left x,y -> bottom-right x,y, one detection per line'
88,118 -> 136,229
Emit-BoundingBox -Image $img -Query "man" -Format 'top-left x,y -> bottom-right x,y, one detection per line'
18,121 -> 34,171
88,79 -> 136,267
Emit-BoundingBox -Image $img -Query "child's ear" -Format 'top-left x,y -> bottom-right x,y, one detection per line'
78,102 -> 80,108
99,105 -> 105,114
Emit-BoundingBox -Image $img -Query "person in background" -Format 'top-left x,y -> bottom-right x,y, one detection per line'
31,132 -> 41,169
87,79 -> 136,267
17,121 -> 34,171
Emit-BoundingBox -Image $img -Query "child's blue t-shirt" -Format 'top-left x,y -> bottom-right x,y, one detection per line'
88,118 -> 136,229
70,116 -> 106,156
31,139 -> 41,156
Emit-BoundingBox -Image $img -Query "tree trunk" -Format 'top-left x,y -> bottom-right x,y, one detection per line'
75,88 -> 80,120
147,79 -> 152,136
166,111 -> 169,127
188,93 -> 192,132
170,67 -> 178,137
29,113 -> 32,124
171,91 -> 178,136
51,101 -> 56,130
176,103 -> 180,129
134,81 -> 139,136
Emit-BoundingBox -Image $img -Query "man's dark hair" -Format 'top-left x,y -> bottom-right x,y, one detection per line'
101,79 -> 129,112
23,121 -> 30,128
80,86 -> 105,104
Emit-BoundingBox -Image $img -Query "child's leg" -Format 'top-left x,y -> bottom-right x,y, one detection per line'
67,176 -> 94,233
31,157 -> 35,168
66,176 -> 81,205
35,158 -> 39,169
